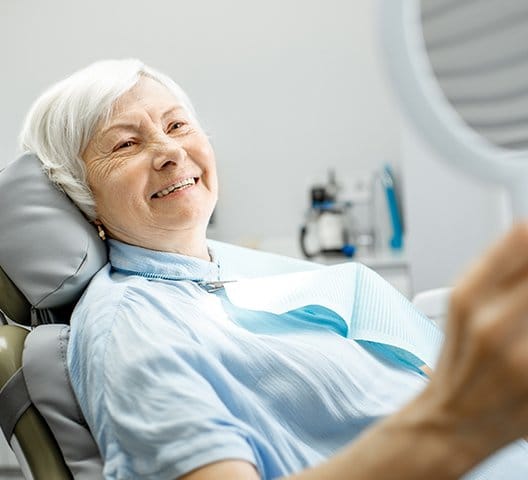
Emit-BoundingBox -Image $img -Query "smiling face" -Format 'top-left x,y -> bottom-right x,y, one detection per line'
83,76 -> 218,258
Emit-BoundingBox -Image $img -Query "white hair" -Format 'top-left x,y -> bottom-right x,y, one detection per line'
19,59 -> 196,220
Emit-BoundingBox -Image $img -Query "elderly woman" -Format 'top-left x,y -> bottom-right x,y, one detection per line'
19,59 -> 528,479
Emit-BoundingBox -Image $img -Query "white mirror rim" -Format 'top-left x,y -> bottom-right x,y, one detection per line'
379,0 -> 528,193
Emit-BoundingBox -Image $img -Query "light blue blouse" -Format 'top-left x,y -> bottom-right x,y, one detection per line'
68,240 -> 528,479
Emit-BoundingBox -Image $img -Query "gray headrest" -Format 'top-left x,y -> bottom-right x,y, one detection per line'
0,154 -> 107,309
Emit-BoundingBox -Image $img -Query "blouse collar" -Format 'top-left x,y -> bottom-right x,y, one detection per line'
108,239 -> 221,283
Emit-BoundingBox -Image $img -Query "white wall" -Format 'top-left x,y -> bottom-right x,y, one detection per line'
0,0 -> 402,249
400,118 -> 512,294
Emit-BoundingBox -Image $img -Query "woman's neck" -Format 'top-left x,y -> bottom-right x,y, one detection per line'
110,228 -> 211,261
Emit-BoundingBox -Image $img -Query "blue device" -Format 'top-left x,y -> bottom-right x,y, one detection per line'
381,165 -> 403,250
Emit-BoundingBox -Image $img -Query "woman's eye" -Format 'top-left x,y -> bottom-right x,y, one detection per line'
115,140 -> 135,151
170,122 -> 185,131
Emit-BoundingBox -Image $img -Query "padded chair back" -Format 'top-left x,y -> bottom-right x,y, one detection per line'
23,324 -> 104,478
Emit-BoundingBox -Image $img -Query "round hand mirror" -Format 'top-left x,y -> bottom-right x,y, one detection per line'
380,0 -> 528,218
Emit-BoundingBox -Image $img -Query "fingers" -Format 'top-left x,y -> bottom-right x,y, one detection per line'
431,223 -> 528,449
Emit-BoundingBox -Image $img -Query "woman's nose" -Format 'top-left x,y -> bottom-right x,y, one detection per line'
151,137 -> 186,171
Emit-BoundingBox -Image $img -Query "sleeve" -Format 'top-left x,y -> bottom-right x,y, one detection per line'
85,288 -> 259,480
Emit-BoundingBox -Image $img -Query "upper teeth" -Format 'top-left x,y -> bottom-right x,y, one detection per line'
156,177 -> 196,198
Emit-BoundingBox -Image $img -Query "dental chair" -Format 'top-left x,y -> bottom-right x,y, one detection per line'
0,153 -> 329,479
0,154 -> 107,479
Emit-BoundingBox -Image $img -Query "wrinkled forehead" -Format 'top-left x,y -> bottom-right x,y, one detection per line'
105,75 -> 193,124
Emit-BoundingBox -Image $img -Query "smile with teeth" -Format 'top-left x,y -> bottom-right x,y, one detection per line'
154,177 -> 197,198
